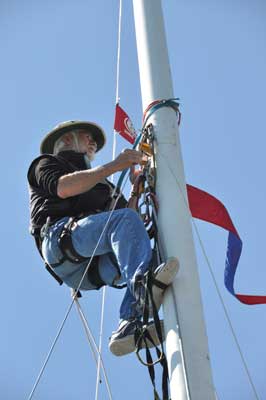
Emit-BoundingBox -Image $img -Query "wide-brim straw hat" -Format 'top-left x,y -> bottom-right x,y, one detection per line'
40,120 -> 106,154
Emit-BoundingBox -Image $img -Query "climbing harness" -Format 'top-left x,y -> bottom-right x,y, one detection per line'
37,215 -> 104,292
45,213 -> 126,293
56,216 -> 105,289
31,219 -> 64,286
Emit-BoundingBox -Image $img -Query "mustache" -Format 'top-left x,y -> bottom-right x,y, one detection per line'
88,145 -> 97,151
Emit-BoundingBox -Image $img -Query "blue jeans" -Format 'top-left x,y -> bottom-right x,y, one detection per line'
41,208 -> 152,320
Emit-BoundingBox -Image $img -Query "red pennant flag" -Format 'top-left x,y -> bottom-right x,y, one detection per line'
187,184 -> 266,305
114,104 -> 137,144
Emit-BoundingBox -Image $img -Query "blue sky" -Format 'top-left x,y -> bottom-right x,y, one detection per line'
1,0 -> 266,399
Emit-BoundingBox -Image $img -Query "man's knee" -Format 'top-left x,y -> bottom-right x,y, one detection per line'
118,208 -> 143,224
121,208 -> 139,219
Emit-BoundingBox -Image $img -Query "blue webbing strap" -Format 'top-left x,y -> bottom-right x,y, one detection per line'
143,98 -> 180,128
115,132 -> 143,191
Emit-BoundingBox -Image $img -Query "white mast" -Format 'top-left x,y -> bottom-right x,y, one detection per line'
132,1 -> 216,399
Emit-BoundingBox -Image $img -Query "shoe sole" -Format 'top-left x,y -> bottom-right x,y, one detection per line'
151,257 -> 179,314
109,320 -> 165,357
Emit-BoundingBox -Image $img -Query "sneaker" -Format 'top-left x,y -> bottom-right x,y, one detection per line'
134,257 -> 179,317
109,319 -> 165,356
151,257 -> 179,312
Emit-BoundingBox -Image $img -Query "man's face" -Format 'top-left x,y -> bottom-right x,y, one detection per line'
59,130 -> 97,160
76,130 -> 97,160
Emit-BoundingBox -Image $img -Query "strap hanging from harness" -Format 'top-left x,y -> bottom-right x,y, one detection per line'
45,262 -> 64,285
128,123 -> 173,399
134,269 -> 170,400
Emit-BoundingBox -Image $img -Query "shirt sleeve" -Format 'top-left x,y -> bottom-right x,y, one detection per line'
34,156 -> 68,196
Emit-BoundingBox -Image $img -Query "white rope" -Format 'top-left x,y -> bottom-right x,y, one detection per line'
115,0 -> 122,106
192,221 -> 260,400
95,2 -> 123,399
112,0 -> 123,182
95,286 -> 107,400
73,298 -> 113,400
157,150 -> 260,400
28,3 -> 125,398
73,295 -> 99,366
27,171 -> 130,400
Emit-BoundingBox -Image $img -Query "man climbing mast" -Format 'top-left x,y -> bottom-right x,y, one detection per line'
27,120 -> 179,355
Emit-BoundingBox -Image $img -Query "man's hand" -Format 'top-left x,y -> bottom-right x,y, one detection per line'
112,149 -> 144,171
57,149 -> 145,199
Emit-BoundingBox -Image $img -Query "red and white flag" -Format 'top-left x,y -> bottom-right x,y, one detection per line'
114,103 -> 137,144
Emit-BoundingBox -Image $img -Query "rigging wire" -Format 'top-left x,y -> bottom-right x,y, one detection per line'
74,298 -> 113,400
112,0 -> 123,170
96,2 -> 123,399
27,172 -> 130,400
29,4 -> 127,395
73,294 -> 100,368
95,286 -> 107,400
156,149 -> 260,400
192,222 -> 259,400
115,0 -> 122,106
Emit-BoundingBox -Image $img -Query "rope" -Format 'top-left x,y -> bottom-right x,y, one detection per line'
115,0 -> 122,106
27,294 -> 77,400
95,286 -> 107,400
156,150 -> 260,400
27,172 -> 130,400
73,294 -> 100,369
96,2 -> 123,398
73,298 -> 113,400
192,221 -> 260,400
115,132 -> 143,191
112,0 -> 123,179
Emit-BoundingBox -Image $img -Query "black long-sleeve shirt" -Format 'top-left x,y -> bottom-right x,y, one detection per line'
27,150 -> 127,237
